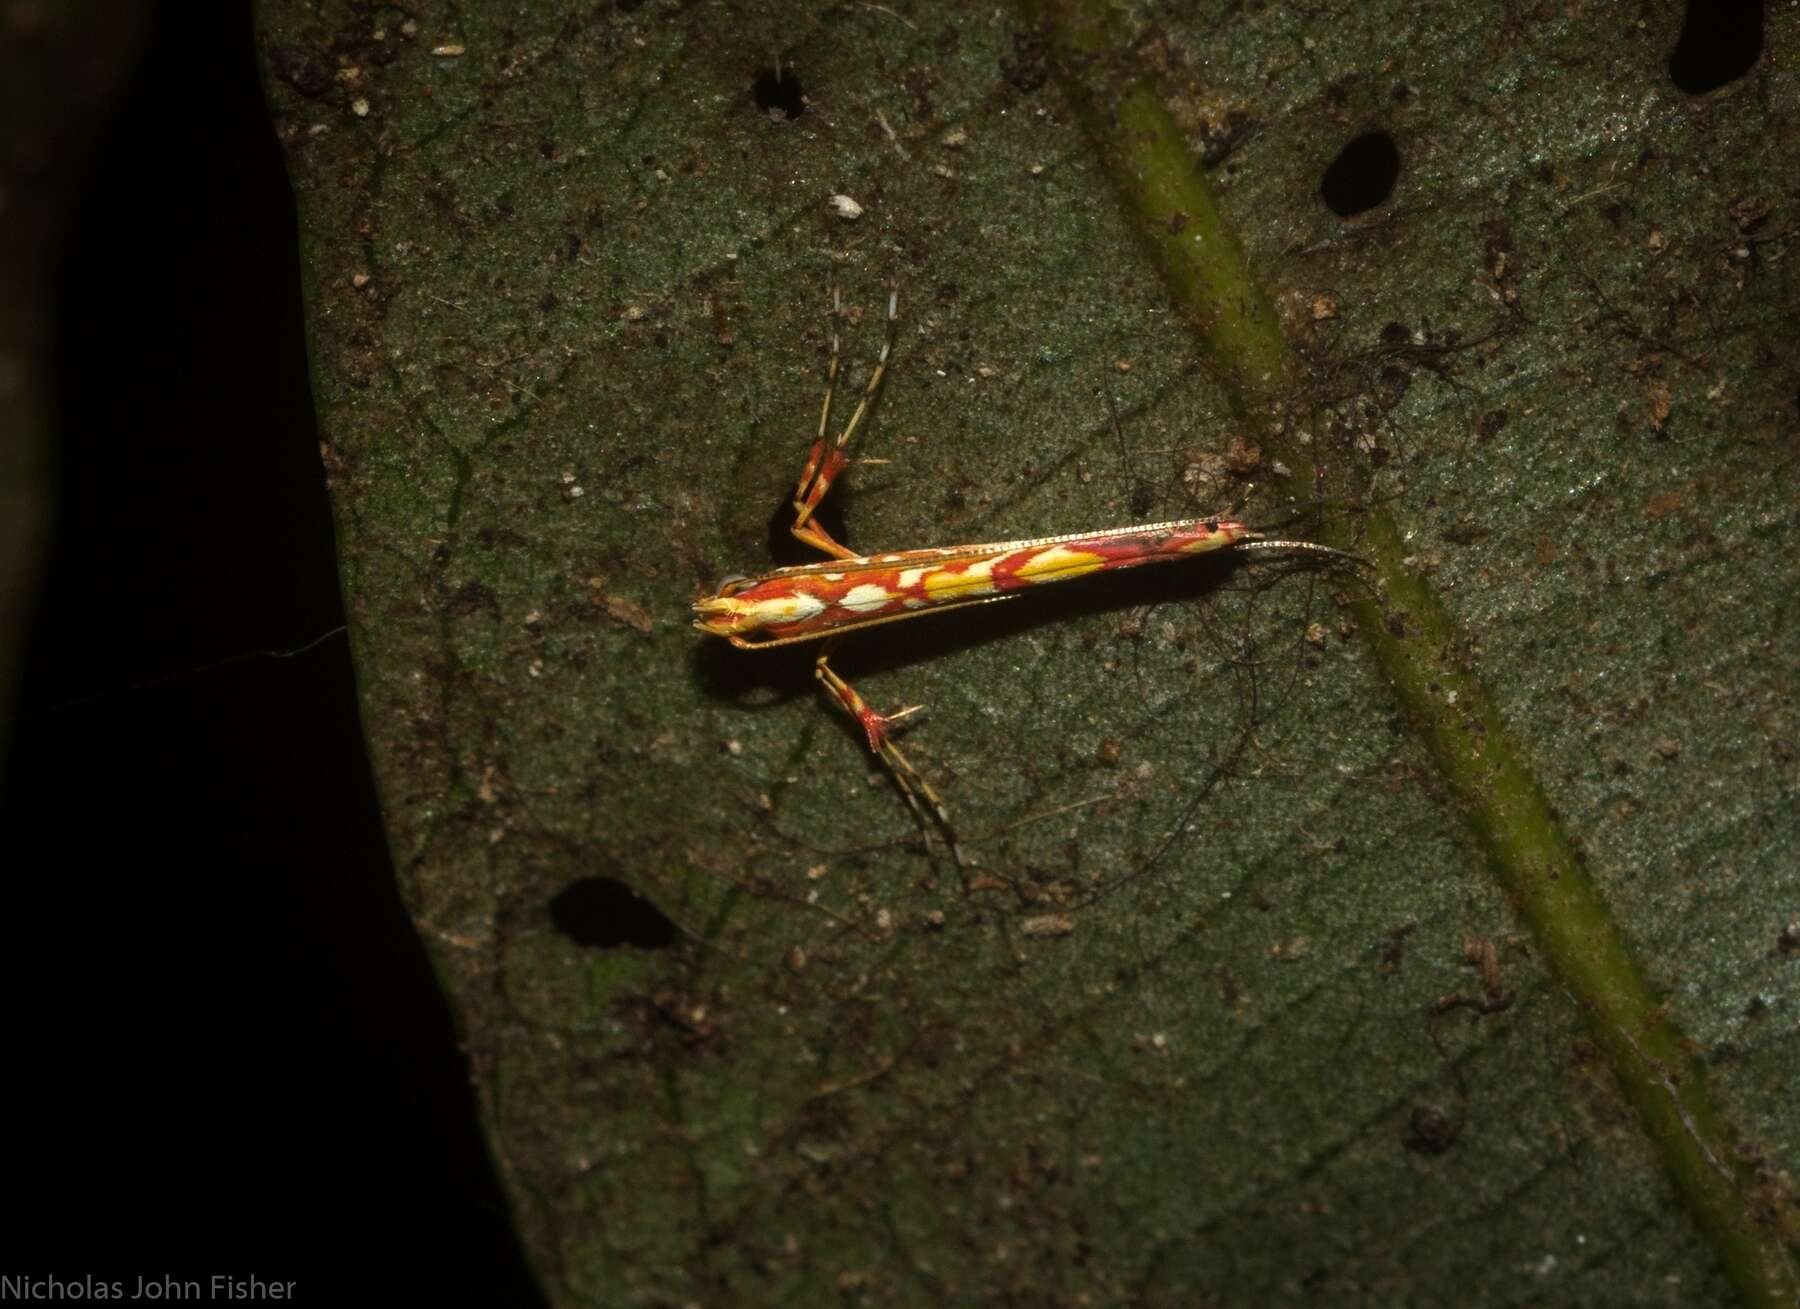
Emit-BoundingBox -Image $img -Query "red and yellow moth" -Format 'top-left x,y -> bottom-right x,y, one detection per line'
694,287 -> 1360,867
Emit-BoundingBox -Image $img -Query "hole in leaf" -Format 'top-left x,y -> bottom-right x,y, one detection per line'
1401,1105 -> 1462,1155
752,66 -> 806,119
1321,131 -> 1400,217
1668,0 -> 1762,94
550,877 -> 677,949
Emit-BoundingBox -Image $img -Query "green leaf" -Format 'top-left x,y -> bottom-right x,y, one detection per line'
259,1 -> 1799,1303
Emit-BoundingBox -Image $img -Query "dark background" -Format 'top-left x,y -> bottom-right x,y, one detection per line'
1,4 -> 541,1301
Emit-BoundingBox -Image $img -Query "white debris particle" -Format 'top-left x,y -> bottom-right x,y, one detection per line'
431,43 -> 466,57
350,97 -> 370,117
827,194 -> 865,220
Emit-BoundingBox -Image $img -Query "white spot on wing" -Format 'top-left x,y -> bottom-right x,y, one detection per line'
749,592 -> 826,625
841,583 -> 894,614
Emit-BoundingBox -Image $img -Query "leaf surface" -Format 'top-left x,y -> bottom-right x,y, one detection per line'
259,2 -> 1799,1303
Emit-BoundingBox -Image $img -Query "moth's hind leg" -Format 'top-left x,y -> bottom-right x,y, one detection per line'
814,644 -> 966,872
790,285 -> 897,561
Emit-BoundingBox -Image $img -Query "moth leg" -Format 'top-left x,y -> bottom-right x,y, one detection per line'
790,284 -> 897,561
814,644 -> 966,872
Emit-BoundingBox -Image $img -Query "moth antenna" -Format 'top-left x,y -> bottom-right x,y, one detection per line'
1236,536 -> 1371,567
